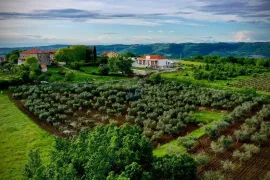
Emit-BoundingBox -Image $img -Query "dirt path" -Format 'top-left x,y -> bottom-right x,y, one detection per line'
8,92 -> 65,138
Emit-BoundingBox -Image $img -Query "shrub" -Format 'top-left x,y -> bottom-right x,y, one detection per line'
70,61 -> 83,70
210,141 -> 224,156
203,171 -> 225,180
251,132 -> 267,146
153,154 -> 197,180
102,116 -> 110,123
205,125 -> 219,138
233,150 -> 251,163
178,136 -> 198,150
194,152 -> 209,166
65,71 -> 75,81
97,66 -> 109,75
221,160 -> 236,172
218,135 -> 233,149
242,144 -> 260,154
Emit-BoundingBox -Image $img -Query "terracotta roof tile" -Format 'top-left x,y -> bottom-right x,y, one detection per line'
138,55 -> 167,60
21,48 -> 42,54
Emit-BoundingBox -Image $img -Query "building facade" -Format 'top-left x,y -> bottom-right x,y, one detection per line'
135,55 -> 172,68
18,49 -> 57,66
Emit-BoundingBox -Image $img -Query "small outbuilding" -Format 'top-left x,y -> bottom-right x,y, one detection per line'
41,65 -> 47,72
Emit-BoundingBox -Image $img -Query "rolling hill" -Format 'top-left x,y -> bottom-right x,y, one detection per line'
1,42 -> 270,58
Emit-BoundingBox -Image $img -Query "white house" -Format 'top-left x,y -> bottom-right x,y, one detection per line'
135,55 -> 172,68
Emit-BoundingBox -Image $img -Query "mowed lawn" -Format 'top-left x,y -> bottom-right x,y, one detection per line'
0,93 -> 54,180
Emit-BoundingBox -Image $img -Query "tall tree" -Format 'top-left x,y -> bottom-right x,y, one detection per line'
85,47 -> 93,64
93,46 -> 97,63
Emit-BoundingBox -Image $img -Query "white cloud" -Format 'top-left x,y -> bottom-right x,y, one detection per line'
234,31 -> 255,42
86,19 -> 161,26
158,30 -> 163,33
169,30 -> 174,33
148,30 -> 153,33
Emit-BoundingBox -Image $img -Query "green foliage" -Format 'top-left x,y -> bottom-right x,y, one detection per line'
93,46 -> 97,62
97,66 -> 109,75
70,61 -> 83,70
203,171 -> 225,180
178,136 -> 198,150
218,135 -> 233,149
55,48 -> 75,63
25,57 -> 38,67
194,152 -> 209,166
148,74 -> 163,84
153,154 -> 197,180
65,70 -> 75,81
24,124 -> 154,179
108,55 -> 133,75
24,149 -> 42,179
9,54 -> 19,64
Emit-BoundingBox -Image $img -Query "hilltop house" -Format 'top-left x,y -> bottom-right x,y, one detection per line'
102,51 -> 118,58
135,55 -> 172,68
18,49 -> 57,66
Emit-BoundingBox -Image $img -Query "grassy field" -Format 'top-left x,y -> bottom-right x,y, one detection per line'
80,66 -> 99,74
0,93 -> 54,180
193,110 -> 226,124
48,66 -> 127,83
153,110 -> 225,157
161,60 -> 270,96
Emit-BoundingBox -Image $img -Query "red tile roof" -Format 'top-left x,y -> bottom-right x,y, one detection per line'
21,48 -> 42,54
138,55 -> 167,61
41,65 -> 47,68
21,49 -> 57,54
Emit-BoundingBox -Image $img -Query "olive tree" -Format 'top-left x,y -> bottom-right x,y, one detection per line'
194,151 -> 209,167
221,160 -> 237,172
210,141 -> 224,156
218,135 -> 233,149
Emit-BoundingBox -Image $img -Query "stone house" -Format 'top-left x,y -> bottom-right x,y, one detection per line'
18,49 -> 57,66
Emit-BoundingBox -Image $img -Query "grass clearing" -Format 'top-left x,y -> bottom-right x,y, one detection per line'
48,66 -> 127,83
153,110 -> 225,157
193,110 -> 225,124
0,93 -> 54,180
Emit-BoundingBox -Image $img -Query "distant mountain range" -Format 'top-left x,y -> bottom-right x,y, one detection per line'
1,42 -> 270,58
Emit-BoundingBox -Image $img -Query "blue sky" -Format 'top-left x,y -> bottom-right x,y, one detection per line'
0,0 -> 269,47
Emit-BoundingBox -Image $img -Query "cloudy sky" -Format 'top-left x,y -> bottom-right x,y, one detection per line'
0,0 -> 269,47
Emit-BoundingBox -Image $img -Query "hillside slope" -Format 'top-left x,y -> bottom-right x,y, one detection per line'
1,42 -> 270,58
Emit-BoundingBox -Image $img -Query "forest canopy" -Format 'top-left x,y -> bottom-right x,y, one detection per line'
24,123 -> 197,180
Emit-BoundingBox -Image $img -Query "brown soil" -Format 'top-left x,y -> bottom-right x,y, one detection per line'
8,92 -> 65,138
191,118 -> 270,180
